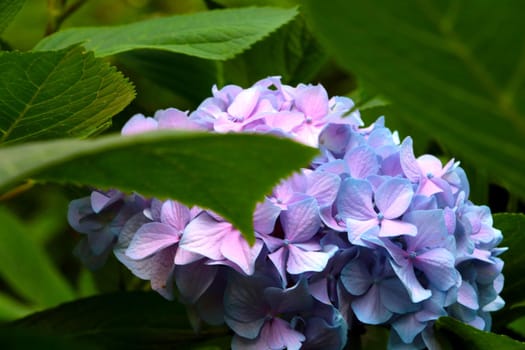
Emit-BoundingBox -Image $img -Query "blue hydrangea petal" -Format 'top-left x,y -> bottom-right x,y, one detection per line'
415,248 -> 459,291
340,258 -> 372,296
352,284 -> 392,324
390,259 -> 432,303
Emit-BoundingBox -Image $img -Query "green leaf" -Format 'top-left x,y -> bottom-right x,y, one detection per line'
0,0 -> 25,35
116,50 -> 220,107
494,213 -> 525,306
5,291 -> 230,349
0,292 -> 34,321
304,0 -> 525,199
34,7 -> 298,60
222,15 -> 327,85
0,131 -> 317,243
435,317 -> 525,350
0,45 -> 135,145
0,207 -> 76,307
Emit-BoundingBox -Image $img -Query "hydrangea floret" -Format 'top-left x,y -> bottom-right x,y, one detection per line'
68,77 -> 505,350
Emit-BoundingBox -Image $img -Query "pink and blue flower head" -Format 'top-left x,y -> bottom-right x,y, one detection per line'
68,77 -> 505,350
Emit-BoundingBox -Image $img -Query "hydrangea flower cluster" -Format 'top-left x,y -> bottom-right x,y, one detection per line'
68,77 -> 505,349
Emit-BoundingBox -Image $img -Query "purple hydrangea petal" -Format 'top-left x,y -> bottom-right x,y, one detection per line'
301,314 -> 348,350
457,280 -> 479,310
337,178 -> 375,220
121,114 -> 158,135
268,247 -> 288,283
253,198 -> 280,234
179,212 -> 228,260
379,219 -> 418,238
375,177 -> 414,219
287,244 -> 333,274
346,217 -> 379,246
264,111 -> 304,132
227,87 -> 261,120
295,84 -> 329,119
148,248 -> 176,300
155,108 -> 203,130
126,222 -> 180,260
400,137 -> 421,182
306,170 -> 341,208
264,279 -> 313,314
308,278 -> 331,305
175,260 -> 218,303
262,317 -> 305,350
220,233 -> 263,275
344,145 -> 380,179
160,200 -> 191,232
90,190 -> 122,213
281,197 -> 321,242
174,246 -> 203,265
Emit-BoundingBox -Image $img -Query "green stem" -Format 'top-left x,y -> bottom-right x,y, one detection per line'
45,0 -> 89,36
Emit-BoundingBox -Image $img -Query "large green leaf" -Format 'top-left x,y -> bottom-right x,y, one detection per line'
494,213 -> 525,306
303,0 -> 525,199
34,7 -> 298,60
0,45 -> 135,145
4,291 -> 230,349
435,317 -> 525,350
222,15 -> 327,86
0,131 -> 316,243
0,207 -> 75,308
0,0 -> 25,35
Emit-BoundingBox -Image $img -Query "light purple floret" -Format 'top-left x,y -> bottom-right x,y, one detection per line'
67,76 -> 506,350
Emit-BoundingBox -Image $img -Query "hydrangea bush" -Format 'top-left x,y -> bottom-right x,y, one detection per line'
69,77 -> 505,350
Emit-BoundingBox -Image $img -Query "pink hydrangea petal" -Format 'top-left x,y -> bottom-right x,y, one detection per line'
227,87 -> 261,119
126,222 -> 180,260
220,234 -> 263,275
121,114 -> 158,135
179,213 -> 230,260
160,200 -> 191,232
294,84 -> 329,119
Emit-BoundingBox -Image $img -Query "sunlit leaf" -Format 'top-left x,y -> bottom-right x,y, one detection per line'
0,45 -> 135,145
35,7 -> 298,60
